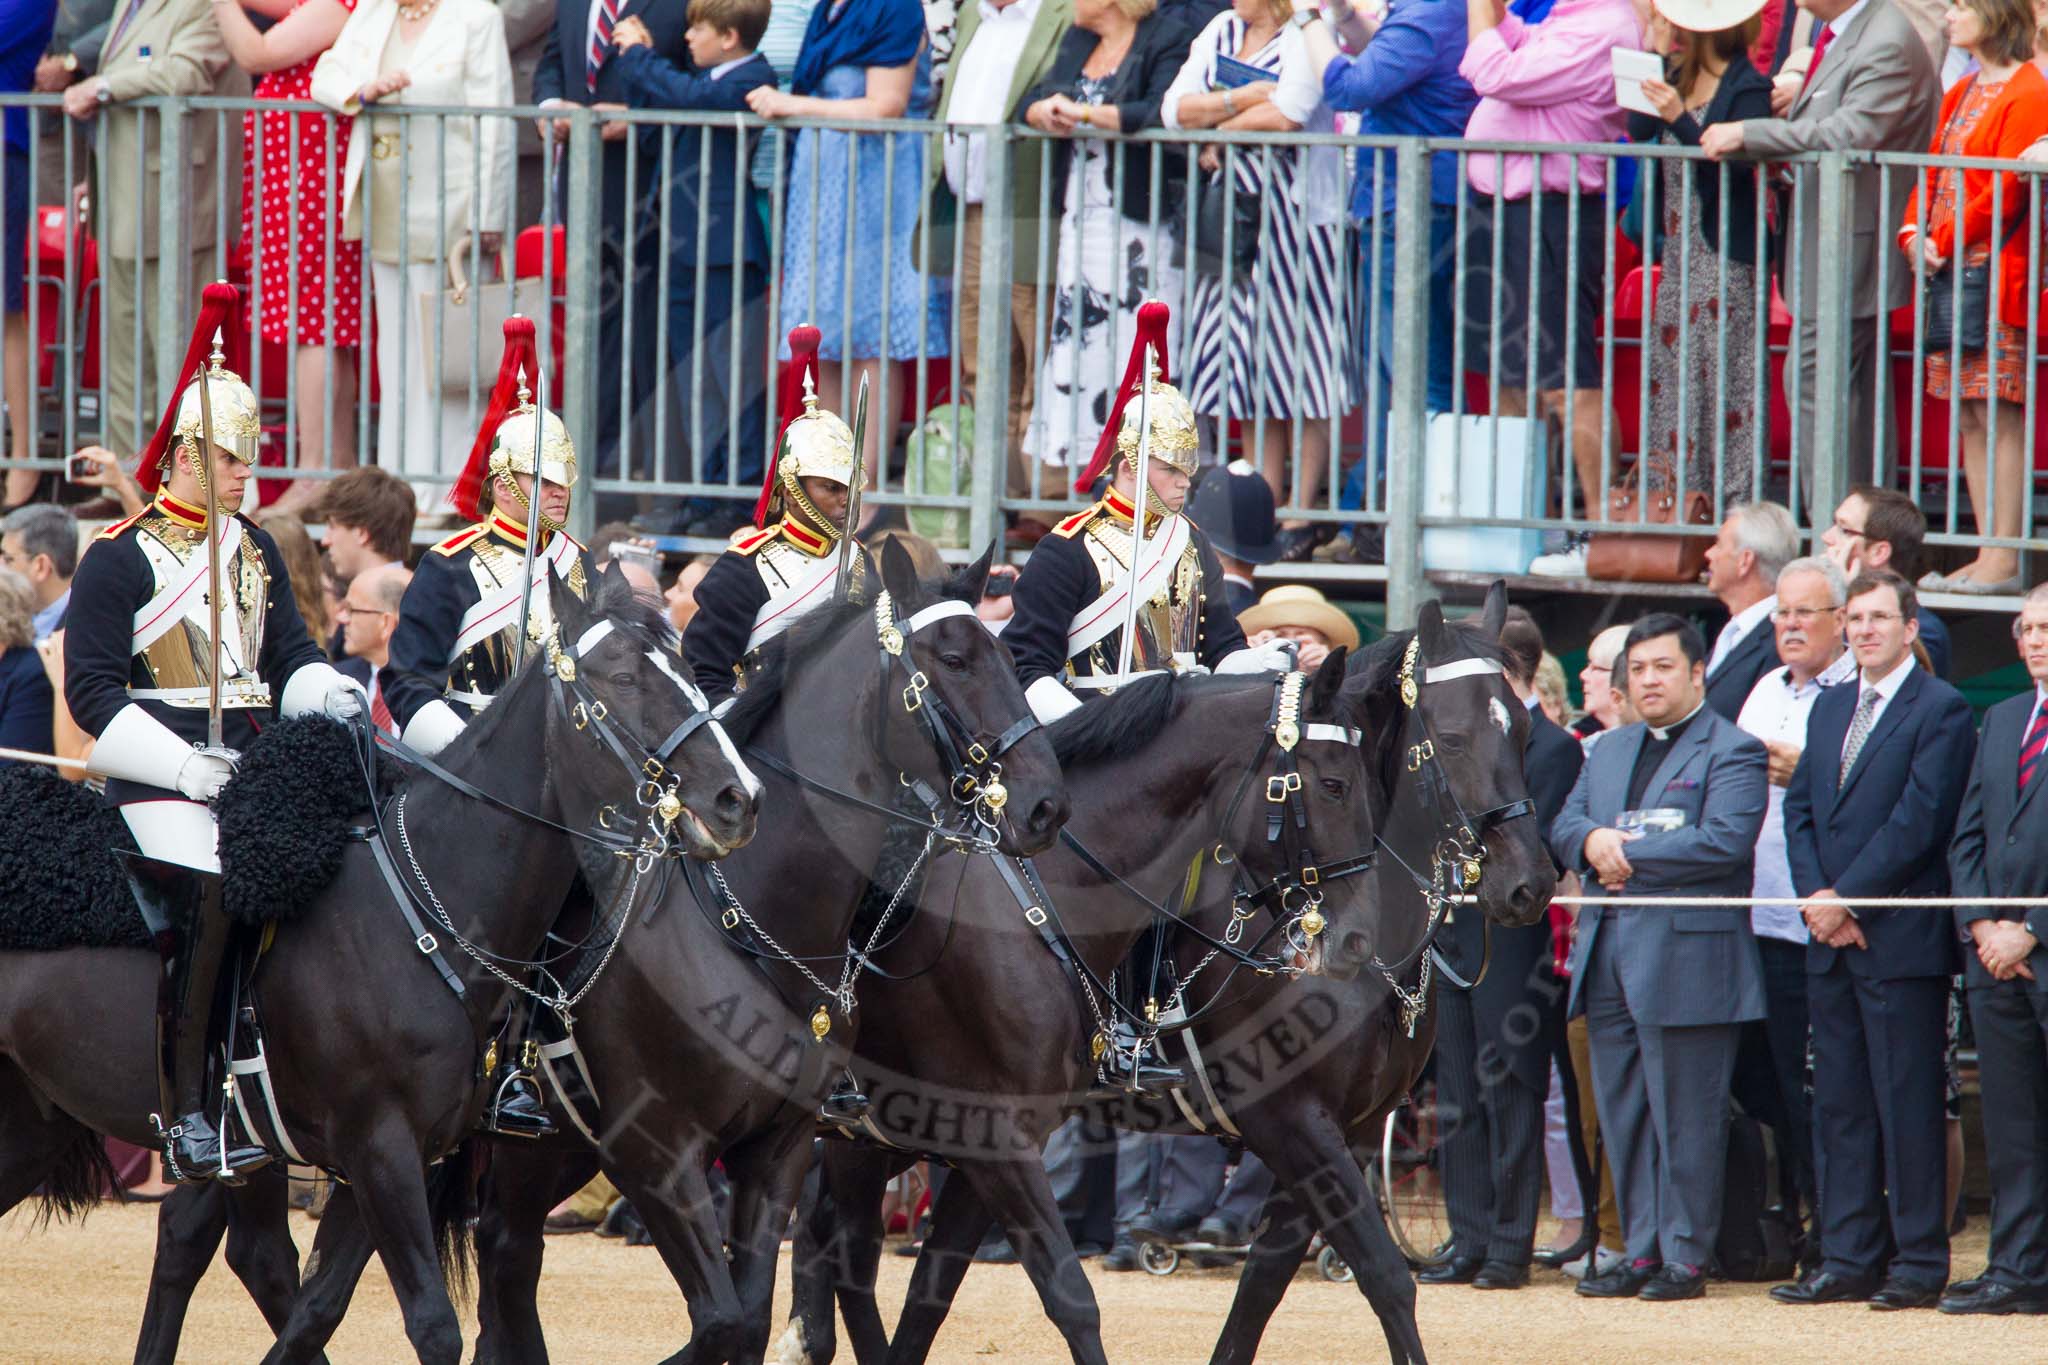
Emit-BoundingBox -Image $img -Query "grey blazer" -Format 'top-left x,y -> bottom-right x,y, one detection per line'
1737,0 -> 1938,319
1551,706 -> 1770,1028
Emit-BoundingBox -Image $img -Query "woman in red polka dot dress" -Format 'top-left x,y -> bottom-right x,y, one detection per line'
215,0 -> 364,516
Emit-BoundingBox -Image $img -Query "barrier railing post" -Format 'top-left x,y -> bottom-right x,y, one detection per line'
562,109 -> 602,542
1385,141 -> 1434,629
1810,149 -> 1854,532
155,99 -> 189,409
970,128 -> 1013,555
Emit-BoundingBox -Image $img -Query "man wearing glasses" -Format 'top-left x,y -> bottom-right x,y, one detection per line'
1820,484 -> 1951,678
1944,583 -> 2048,1315
334,562 -> 410,737
1776,568 -> 1975,1309
1733,554 -> 1857,1275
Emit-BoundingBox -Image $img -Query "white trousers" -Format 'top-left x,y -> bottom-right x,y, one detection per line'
370,259 -> 473,512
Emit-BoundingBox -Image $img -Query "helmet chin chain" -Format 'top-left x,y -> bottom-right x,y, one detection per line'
498,471 -> 567,535
782,473 -> 845,544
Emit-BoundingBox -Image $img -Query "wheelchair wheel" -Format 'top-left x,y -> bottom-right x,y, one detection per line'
1318,1242 -> 1354,1284
1139,1241 -> 1180,1276
1380,1097 -> 1454,1269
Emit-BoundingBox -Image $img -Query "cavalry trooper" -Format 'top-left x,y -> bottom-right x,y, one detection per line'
684,323 -> 873,702
1005,298 -> 1287,727
1004,300 -> 1289,1095
63,282 -> 365,1183
380,315 -> 590,1139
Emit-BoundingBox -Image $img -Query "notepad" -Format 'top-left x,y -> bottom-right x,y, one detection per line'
1213,54 -> 1269,91
1611,48 -> 1666,117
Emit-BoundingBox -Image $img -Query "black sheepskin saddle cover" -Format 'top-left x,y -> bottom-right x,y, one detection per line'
215,715 -> 374,926
0,717 -> 373,951
0,763 -> 146,950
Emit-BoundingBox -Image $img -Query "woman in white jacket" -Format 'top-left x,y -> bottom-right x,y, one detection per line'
311,0 -> 513,514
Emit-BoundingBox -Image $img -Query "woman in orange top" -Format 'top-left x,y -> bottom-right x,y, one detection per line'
1898,0 -> 2048,594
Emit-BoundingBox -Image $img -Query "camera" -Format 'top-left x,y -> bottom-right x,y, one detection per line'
67,453 -> 97,482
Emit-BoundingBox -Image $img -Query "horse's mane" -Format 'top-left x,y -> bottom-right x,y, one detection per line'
1047,671 -> 1273,768
719,560 -> 986,746
1344,613 -> 1507,702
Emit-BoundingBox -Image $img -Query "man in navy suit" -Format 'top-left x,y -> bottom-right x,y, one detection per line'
1774,568 -> 1975,1310
1430,608 -> 1583,1289
612,0 -> 775,534
535,0 -> 693,504
1944,583 -> 2048,1316
1551,613 -> 1769,1301
1702,502 -> 1797,722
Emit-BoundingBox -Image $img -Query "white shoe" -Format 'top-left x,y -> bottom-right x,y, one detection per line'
1561,1247 -> 1625,1280
1917,570 -> 1951,591
1528,544 -> 1589,578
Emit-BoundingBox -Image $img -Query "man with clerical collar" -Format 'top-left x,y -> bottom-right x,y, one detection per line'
381,318 -> 592,758
63,283 -> 365,1184
1003,301 -> 1288,725
682,323 -> 870,701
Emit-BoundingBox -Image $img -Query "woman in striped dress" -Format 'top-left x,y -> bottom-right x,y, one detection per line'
1162,0 -> 1350,537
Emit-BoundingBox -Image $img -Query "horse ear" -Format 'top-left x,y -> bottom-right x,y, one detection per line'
879,535 -> 921,607
552,562 -> 592,637
1308,645 -> 1348,717
1416,598 -> 1446,658
957,542 -> 995,604
1480,580 -> 1508,640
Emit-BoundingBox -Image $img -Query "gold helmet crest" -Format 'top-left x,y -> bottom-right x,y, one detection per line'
1115,360 -> 1199,479
169,351 -> 262,468
486,387 -> 578,494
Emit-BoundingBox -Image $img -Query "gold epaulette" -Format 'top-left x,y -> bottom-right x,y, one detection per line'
731,526 -> 778,557
93,509 -> 147,541
1049,505 -> 1098,540
431,524 -> 488,558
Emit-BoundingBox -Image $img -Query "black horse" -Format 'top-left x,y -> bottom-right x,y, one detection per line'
784,586 -> 1549,1365
220,540 -> 1071,1365
0,571 -> 761,1365
774,646 -> 1384,1365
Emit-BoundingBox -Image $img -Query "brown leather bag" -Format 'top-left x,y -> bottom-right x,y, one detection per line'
1584,472 -> 1715,583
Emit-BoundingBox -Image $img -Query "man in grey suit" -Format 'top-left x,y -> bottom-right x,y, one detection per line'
1552,613 -> 1770,1302
1702,0 -> 1938,490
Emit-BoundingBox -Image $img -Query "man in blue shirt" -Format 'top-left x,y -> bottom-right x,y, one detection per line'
1295,0 -> 1476,559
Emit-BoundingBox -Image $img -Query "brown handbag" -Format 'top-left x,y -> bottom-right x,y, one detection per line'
1584,471 -> 1716,583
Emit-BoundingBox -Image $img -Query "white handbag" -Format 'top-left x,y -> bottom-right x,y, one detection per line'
415,234 -> 550,395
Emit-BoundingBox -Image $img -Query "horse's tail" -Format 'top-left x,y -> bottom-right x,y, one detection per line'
427,1138 -> 477,1305
28,1123 -> 119,1229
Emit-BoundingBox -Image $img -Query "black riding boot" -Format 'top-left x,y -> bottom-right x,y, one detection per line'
487,1065 -> 558,1139
819,1073 -> 871,1127
1090,1023 -> 1187,1100
128,860 -> 271,1185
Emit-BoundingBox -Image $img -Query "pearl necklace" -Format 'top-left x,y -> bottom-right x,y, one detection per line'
397,0 -> 439,20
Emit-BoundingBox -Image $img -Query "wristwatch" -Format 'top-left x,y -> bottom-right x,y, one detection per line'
94,81 -> 111,104
58,52 -> 78,73
1290,5 -> 1323,25
1222,88 -> 1238,115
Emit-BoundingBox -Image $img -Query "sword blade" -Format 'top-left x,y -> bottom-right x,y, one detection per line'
1114,348 -> 1155,680
513,357 -> 546,669
195,354 -> 224,750
0,745 -> 90,771
835,372 -> 871,599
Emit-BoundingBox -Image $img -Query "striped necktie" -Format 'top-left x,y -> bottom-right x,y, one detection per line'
586,0 -> 621,94
1838,687 -> 1881,789
2021,704 -> 2048,792
370,678 -> 396,737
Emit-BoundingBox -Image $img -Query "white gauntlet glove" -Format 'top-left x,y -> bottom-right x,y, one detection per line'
175,748 -> 240,801
324,679 -> 365,721
1216,639 -> 1296,675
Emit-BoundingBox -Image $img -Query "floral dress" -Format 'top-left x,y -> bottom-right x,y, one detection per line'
1924,76 -> 2025,405
241,0 -> 363,349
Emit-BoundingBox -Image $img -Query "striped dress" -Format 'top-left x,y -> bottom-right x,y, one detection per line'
1162,15 -> 1351,423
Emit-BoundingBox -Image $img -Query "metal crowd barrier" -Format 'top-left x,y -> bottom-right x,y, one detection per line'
0,96 -> 2039,623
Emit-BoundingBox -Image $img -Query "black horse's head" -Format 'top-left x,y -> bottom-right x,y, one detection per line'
1355,582 -> 1555,934
870,539 -> 1069,856
548,567 -> 762,859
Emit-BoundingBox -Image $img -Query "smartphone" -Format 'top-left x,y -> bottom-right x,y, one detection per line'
67,453 -> 96,481
982,574 -> 1015,599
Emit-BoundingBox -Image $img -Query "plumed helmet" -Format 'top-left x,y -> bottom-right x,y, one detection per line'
1115,361 -> 1199,478
487,394 -> 577,493
778,375 -> 856,489
170,357 -> 262,466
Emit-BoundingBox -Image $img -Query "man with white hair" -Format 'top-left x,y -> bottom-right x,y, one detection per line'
1705,502 -> 1800,721
1734,554 -> 1856,1265
1573,624 -> 1632,746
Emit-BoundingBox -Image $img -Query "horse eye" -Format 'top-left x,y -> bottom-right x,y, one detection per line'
938,652 -> 969,672
610,672 -> 638,690
1319,777 -> 1349,800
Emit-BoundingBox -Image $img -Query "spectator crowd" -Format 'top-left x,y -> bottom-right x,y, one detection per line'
0,0 -> 2036,595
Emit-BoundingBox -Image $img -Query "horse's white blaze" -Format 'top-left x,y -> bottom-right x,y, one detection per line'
1489,697 -> 1511,736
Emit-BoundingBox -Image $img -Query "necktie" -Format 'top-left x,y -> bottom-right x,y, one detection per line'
2021,705 -> 2048,792
107,0 -> 148,60
1801,23 -> 1835,94
371,680 -> 396,737
586,0 -> 621,94
1839,686 -> 1880,789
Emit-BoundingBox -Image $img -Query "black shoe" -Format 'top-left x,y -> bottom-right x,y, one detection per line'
1944,1274 -> 1990,1298
894,1238 -> 924,1259
1869,1278 -> 1943,1311
973,1238 -> 1019,1264
598,1198 -> 652,1246
1576,1261 -> 1658,1299
819,1086 -> 871,1127
1472,1260 -> 1531,1290
1194,1215 -> 1245,1247
1092,1046 -> 1188,1100
1638,1264 -> 1707,1301
158,1111 -> 271,1186
1417,1255 -> 1483,1285
1770,1270 -> 1881,1305
1101,1238 -> 1140,1272
486,1073 -> 557,1139
1939,1281 -> 2048,1315
1074,1240 -> 1110,1259
1125,1210 -> 1198,1247
1274,524 -> 1337,563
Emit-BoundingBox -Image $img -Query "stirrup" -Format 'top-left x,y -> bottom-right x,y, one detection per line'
819,1086 -> 871,1128
485,1069 -> 557,1140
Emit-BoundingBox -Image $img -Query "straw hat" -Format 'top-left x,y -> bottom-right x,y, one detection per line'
1653,0 -> 1768,33
1237,585 -> 1361,651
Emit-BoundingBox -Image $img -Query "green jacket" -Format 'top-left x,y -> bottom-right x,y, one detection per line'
919,0 -> 1074,286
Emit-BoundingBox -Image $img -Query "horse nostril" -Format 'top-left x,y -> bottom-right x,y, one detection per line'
1340,931 -> 1372,965
715,785 -> 750,827
1028,795 -> 1070,835
1508,883 -> 1538,917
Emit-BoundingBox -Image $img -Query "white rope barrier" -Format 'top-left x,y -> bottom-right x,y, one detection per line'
1439,895 -> 2047,909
